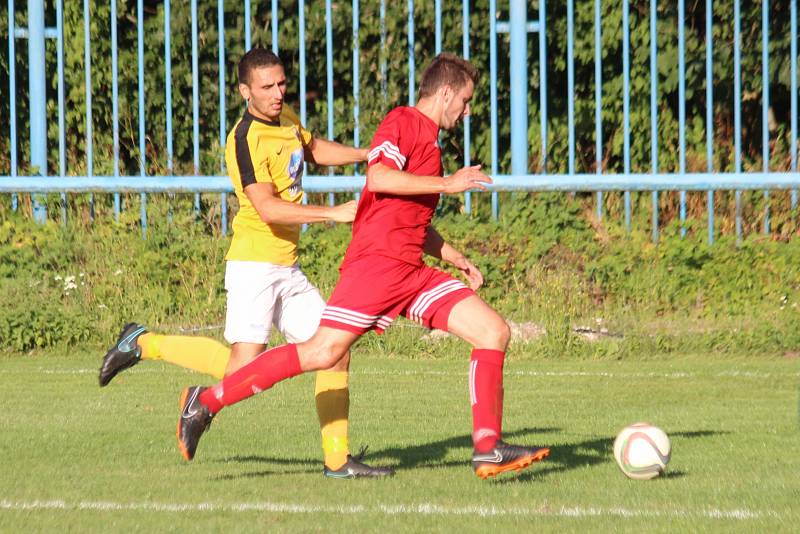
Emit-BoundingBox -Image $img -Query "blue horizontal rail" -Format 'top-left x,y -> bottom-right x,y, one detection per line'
3,174 -> 800,194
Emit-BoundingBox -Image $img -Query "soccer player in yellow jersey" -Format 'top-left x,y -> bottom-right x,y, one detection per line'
99,48 -> 392,478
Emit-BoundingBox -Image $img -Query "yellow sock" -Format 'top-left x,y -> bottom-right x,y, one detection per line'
315,370 -> 350,471
138,333 -> 230,379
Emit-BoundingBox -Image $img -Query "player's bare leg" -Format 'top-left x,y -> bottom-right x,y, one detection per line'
445,295 -> 511,351
446,295 -> 550,479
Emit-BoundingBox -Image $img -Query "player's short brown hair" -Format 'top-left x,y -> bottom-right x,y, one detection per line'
418,53 -> 478,98
238,48 -> 283,85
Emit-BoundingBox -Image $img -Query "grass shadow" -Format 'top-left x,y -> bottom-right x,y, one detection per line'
213,467 -> 320,481
211,428 -> 727,481
491,429 -> 727,484
209,455 -> 320,480
368,427 -> 559,471
207,454 -> 320,481
215,455 -> 318,466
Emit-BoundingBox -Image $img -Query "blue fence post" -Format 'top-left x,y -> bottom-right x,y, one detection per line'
734,0 -> 742,242
407,0 -> 415,106
244,0 -> 251,51
191,0 -> 201,217
509,0 -> 528,179
137,0 -> 147,237
623,0 -> 631,231
83,0 -> 94,220
28,0 -> 47,223
706,0 -> 714,245
489,0 -> 499,220
678,0 -> 686,237
538,0 -> 547,174
567,0 -> 575,180
650,0 -> 659,243
594,0 -> 603,220
8,0 -> 18,213
762,0 -> 770,235
326,0 -> 335,208
793,0 -> 798,210
219,0 -> 227,236
353,0 -> 361,204
271,0 -> 278,53
463,0 -> 471,215
435,0 -> 441,55
111,0 -> 120,221
56,0 -> 66,226
165,0 -> 174,224
299,0 -> 308,229
379,0 -> 387,106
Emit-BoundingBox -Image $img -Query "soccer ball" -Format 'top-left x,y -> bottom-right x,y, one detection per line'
613,423 -> 671,480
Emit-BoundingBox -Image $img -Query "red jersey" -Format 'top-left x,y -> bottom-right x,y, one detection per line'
342,106 -> 442,267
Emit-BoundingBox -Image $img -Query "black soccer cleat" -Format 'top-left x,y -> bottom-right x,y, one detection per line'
323,455 -> 395,479
176,386 -> 214,461
472,440 -> 550,479
98,323 -> 148,387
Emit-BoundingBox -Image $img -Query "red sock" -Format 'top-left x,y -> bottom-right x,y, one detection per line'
199,344 -> 302,414
469,349 -> 505,452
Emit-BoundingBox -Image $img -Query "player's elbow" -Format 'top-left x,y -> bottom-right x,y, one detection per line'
256,207 -> 277,225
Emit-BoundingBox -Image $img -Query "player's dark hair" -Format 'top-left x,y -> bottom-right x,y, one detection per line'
418,53 -> 478,98
238,48 -> 284,85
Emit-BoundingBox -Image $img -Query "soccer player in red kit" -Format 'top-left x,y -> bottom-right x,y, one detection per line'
176,53 -> 550,479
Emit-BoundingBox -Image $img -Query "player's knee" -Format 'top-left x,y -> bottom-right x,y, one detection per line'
475,318 -> 511,350
309,343 -> 346,370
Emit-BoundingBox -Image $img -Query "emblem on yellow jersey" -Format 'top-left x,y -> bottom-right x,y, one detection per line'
287,148 -> 304,195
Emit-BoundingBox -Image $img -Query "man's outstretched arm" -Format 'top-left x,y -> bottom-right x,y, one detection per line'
245,182 -> 356,225
305,137 -> 368,166
367,162 -> 492,196
424,226 -> 484,290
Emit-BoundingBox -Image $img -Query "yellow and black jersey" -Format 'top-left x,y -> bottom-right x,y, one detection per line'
225,106 -> 313,265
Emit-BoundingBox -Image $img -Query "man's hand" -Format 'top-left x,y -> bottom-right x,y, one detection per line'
329,200 -> 358,223
450,255 -> 484,291
443,165 -> 492,194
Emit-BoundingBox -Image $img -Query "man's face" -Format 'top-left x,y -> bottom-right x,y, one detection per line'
440,80 -> 474,130
239,64 -> 287,121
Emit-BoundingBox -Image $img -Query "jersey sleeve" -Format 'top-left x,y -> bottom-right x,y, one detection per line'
282,105 -> 313,147
367,110 -> 413,171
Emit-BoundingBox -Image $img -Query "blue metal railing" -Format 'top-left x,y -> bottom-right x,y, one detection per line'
2,0 -> 800,243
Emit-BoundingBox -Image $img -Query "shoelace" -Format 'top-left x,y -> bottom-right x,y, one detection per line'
352,445 -> 369,462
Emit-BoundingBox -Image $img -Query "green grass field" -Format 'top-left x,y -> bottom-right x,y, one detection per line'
1,348 -> 798,532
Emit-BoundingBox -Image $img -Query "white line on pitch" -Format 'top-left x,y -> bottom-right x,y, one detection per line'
0,368 -> 795,379
0,499 -> 778,521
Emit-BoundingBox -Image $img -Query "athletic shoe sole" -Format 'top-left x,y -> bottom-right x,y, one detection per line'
474,447 -> 550,480
176,388 -> 192,461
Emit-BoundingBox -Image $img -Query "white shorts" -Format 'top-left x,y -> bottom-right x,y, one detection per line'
223,260 -> 325,345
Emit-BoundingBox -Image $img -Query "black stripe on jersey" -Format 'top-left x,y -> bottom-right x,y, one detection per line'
235,114 -> 256,188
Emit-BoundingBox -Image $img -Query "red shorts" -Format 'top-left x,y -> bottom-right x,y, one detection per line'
319,256 -> 474,335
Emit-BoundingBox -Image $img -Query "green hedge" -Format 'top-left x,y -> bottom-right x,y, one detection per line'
2,193 -> 799,355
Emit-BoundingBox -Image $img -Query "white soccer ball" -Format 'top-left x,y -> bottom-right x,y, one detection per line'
613,422 -> 671,480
